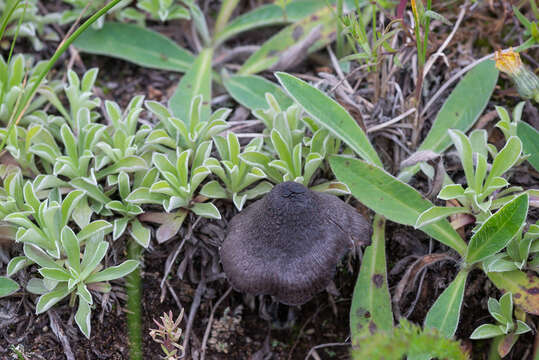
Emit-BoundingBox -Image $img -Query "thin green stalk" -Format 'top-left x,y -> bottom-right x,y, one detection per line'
126,239 -> 143,360
336,0 -> 344,57
0,0 -> 22,41
214,0 -> 240,36
422,0 -> 432,66
7,0 -> 28,65
0,0 -> 124,153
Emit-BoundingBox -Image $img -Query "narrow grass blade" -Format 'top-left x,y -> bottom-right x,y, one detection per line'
74,22 -> 194,72
466,193 -> 528,264
330,156 -> 467,255
350,214 -> 393,344
169,48 -> 213,122
277,72 -> 382,167
418,60 -> 499,153
424,269 -> 468,337
223,74 -> 293,110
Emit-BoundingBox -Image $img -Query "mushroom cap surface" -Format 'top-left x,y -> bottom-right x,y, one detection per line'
220,181 -> 371,305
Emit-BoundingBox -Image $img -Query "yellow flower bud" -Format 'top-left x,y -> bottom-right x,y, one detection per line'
495,49 -> 539,103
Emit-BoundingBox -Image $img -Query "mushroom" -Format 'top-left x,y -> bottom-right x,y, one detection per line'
220,181 -> 371,306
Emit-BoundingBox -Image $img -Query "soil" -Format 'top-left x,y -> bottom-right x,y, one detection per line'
1,1 -> 539,360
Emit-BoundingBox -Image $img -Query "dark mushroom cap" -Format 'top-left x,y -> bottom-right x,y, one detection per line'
220,181 -> 371,305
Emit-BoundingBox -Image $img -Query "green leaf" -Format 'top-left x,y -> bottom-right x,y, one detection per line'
7,256 -> 31,276
129,218 -> 150,248
191,202 -> 221,219
223,74 -> 293,110
448,130 -> 475,188
424,269 -> 468,337
75,298 -> 92,339
350,215 -> 393,343
61,190 -> 85,226
36,283 -> 71,314
200,180 -> 228,199
240,7 -> 336,75
169,48 -> 213,122
517,121 -> 539,172
277,73 -> 382,167
74,22 -> 194,72
77,220 -> 113,242
61,226 -> 81,274
0,276 -> 19,297
466,193 -> 528,264
96,156 -> 147,180
470,324 -> 505,339
438,184 -> 465,200
485,136 -> 522,188
215,0 -> 328,45
39,267 -> 72,282
415,206 -> 470,228
70,178 -> 112,205
418,60 -> 499,153
86,260 -> 139,283
330,156 -> 467,255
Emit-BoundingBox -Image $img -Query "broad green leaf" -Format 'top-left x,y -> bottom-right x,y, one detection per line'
169,48 -> 213,122
74,22 -> 194,72
223,74 -> 293,110
36,283 -> 71,314
191,202 -> 221,219
277,73 -> 382,167
424,269 -> 468,337
129,218 -> 150,248
517,121 -> 539,172
86,260 -> 139,283
70,178 -> 112,205
488,270 -> 539,315
448,130 -> 475,188
466,193 -> 528,264
485,136 -> 522,187
438,184 -> 465,200
215,0 -> 328,45
418,60 -> 499,153
469,324 -> 505,339
350,215 -> 393,344
23,243 -> 62,270
75,298 -> 92,339
0,276 -> 19,297
7,256 -> 31,276
61,227 -> 81,274
415,206 -> 470,228
77,220 -> 113,242
239,7 -> 336,75
96,156 -> 147,180
39,268 -> 72,282
330,156 -> 467,255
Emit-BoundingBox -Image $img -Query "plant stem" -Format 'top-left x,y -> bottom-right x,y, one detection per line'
126,239 -> 143,360
0,0 -> 124,153
336,0 -> 344,58
214,0 -> 240,36
0,0 -> 22,41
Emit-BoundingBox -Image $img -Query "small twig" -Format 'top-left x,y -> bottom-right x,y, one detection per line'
305,342 -> 350,360
182,280 -> 206,356
422,1 -> 468,77
367,108 -> 416,133
200,286 -> 233,360
213,45 -> 260,65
